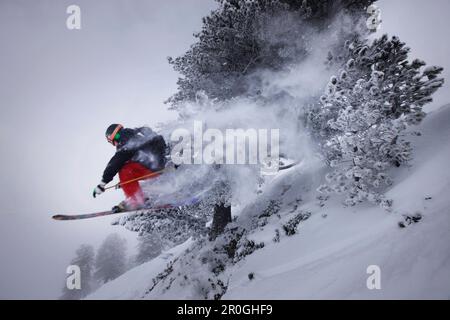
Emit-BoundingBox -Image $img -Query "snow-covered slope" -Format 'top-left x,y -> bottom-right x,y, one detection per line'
87,238 -> 194,299
88,105 -> 450,300
223,104 -> 450,299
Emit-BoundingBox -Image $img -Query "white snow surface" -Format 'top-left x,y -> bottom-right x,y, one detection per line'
88,105 -> 450,300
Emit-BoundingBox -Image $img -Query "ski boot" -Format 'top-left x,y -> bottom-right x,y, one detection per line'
112,199 -> 149,213
111,201 -> 129,213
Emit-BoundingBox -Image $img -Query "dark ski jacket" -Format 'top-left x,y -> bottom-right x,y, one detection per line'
102,127 -> 167,184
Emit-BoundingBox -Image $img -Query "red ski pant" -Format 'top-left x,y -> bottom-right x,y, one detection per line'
119,162 -> 159,207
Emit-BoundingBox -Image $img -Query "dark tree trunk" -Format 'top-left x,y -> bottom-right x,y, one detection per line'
209,203 -> 232,240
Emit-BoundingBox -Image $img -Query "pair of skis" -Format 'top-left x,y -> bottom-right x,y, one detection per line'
52,197 -> 200,221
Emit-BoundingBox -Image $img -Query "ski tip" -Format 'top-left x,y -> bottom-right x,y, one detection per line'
52,215 -> 66,220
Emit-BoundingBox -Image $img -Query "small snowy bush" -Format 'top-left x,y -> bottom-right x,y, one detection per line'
282,211 -> 311,236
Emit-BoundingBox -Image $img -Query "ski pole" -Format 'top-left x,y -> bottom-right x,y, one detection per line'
104,167 -> 170,191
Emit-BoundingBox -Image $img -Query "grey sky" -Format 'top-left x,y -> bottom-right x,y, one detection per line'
0,0 -> 216,299
0,0 -> 449,299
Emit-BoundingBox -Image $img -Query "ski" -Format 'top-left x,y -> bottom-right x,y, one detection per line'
52,197 -> 200,221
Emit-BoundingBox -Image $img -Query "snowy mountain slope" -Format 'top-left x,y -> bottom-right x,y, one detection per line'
223,104 -> 450,299
87,239 -> 194,299
222,105 -> 450,299
88,104 -> 450,300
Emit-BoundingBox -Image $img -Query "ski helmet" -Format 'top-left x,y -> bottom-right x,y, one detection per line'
105,124 -> 123,145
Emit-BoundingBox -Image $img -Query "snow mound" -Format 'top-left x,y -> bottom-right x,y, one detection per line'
88,105 -> 450,299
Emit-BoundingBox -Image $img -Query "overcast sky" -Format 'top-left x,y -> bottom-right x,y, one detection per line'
0,0 -> 216,299
0,0 -> 449,299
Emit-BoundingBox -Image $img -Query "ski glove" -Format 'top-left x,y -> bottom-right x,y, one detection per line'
93,182 -> 106,198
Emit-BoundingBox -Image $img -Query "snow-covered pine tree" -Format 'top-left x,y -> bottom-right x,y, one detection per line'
165,0 -> 374,238
167,0 -> 374,110
310,35 -> 444,207
134,232 -> 162,266
60,244 -> 95,300
94,233 -> 127,284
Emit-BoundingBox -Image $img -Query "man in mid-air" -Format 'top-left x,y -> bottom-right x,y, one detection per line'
92,124 -> 167,213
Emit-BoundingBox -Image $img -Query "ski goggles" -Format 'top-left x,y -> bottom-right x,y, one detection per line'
107,124 -> 123,145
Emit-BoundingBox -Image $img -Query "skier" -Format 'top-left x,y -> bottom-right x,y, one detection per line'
92,124 -> 167,213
